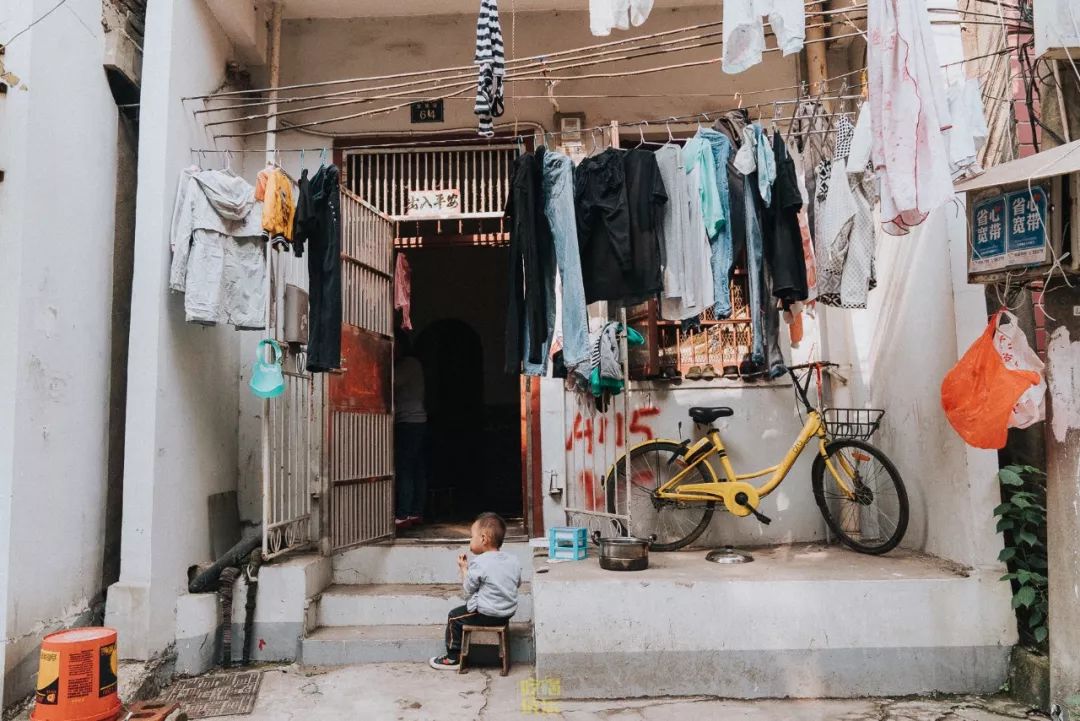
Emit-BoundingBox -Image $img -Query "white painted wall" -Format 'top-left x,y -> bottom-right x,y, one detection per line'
104,0 -> 249,661
0,0 -> 125,704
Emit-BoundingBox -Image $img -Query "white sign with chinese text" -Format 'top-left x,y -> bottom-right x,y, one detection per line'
406,189 -> 461,217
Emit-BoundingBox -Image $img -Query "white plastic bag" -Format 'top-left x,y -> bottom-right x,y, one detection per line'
993,311 -> 1046,429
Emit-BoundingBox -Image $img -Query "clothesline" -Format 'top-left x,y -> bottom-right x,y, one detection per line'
196,16 -> 854,118
211,30 -> 868,141
185,1 -> 874,102
186,0 -> 1023,104
191,91 -> 865,159
192,7 -> 1010,118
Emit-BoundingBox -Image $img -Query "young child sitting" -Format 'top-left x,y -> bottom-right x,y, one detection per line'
429,512 -> 522,670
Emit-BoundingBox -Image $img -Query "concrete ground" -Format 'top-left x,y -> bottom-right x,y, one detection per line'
199,663 -> 1043,721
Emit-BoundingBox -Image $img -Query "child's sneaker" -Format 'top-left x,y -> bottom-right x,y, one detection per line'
428,655 -> 459,671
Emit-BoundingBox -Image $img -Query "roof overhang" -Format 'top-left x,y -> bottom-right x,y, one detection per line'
955,140 -> 1080,193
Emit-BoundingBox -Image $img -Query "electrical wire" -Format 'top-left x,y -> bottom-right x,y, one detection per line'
1,0 -> 69,46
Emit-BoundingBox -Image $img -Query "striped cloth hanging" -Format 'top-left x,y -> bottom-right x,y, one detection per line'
474,0 -> 506,137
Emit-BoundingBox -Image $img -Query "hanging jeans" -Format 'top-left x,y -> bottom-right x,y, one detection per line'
394,422 -> 428,518
525,151 -> 590,376
745,173 -> 782,376
698,129 -> 735,318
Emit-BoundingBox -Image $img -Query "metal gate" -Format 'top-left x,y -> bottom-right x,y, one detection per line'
324,190 -> 396,551
263,242 -> 322,560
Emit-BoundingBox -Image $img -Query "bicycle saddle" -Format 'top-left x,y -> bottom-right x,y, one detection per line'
689,406 -> 734,423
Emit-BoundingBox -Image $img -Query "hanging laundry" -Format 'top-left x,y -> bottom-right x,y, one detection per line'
868,0 -> 954,234
261,166 -> 296,245
542,148 -> 592,377
622,148 -> 669,304
293,163 -> 343,373
657,140 -> 716,321
574,148 -> 667,305
722,0 -> 806,74
505,151 -> 554,373
523,148 -> 559,377
788,142 -> 818,302
945,77 -> 990,181
695,128 -> 737,318
590,0 -> 655,36
394,252 -> 413,331
474,0 -> 505,137
764,129 -> 808,304
170,167 -> 266,329
814,116 -> 878,309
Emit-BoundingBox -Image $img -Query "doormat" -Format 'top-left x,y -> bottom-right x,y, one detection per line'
158,671 -> 262,719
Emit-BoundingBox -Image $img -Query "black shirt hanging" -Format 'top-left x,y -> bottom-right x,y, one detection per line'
764,130 -> 809,304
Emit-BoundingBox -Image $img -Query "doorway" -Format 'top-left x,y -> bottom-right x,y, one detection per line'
399,243 -> 523,536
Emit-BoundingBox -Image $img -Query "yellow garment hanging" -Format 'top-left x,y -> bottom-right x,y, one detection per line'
261,168 -> 295,241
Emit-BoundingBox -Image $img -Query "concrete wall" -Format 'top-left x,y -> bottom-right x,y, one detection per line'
0,0 -> 128,705
104,0 -> 248,661
823,207 -> 1005,570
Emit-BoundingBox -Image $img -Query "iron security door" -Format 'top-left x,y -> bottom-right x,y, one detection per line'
326,190 -> 396,551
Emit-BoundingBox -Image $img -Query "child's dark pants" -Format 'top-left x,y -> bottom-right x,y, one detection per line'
445,605 -> 510,660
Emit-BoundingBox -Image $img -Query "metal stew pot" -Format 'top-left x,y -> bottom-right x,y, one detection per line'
592,533 -> 649,571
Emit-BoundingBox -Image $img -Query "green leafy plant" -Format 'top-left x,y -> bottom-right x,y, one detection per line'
994,464 -> 1048,649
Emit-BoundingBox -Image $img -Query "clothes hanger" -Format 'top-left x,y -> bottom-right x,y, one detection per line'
666,118 -> 674,143
299,149 -> 306,172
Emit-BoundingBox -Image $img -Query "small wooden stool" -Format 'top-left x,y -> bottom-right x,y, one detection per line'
458,624 -> 510,676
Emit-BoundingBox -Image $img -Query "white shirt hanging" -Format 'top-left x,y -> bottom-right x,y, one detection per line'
590,0 -> 655,36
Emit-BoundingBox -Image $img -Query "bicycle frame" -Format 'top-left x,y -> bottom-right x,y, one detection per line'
650,409 -> 860,514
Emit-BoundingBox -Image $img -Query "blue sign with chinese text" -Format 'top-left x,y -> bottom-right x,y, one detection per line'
969,185 -> 1048,275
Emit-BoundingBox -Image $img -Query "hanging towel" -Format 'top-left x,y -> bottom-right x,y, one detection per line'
394,253 -> 413,331
474,0 -> 505,137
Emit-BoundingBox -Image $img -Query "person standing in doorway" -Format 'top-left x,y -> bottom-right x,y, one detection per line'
394,334 -> 428,529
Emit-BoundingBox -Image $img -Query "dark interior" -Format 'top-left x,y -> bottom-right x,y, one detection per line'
406,244 -> 523,524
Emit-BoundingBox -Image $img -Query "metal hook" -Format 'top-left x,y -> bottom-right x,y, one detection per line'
666,118 -> 674,142
638,122 -> 647,147
735,92 -> 743,109
299,148 -> 306,170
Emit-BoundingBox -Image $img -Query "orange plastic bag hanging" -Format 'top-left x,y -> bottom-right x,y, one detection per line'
941,310 -> 1042,450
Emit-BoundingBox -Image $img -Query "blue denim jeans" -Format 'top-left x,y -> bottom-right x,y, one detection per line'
697,129 -> 735,319
525,150 -> 590,376
745,178 -> 767,366
745,176 -> 785,377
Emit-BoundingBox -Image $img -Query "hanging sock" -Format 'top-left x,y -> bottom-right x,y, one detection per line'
474,0 -> 505,137
723,0 -> 805,74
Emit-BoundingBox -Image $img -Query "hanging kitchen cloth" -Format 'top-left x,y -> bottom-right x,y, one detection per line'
474,0 -> 505,137
941,311 -> 1041,449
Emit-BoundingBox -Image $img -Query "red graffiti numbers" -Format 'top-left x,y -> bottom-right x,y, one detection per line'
629,407 -> 660,440
566,406 -> 660,454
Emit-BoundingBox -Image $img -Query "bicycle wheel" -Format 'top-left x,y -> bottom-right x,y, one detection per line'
812,439 -> 909,555
605,441 -> 715,551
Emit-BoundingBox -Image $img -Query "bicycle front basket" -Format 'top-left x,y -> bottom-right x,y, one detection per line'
822,408 -> 885,441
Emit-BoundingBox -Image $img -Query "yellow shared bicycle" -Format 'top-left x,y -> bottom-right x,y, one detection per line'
604,362 -> 909,554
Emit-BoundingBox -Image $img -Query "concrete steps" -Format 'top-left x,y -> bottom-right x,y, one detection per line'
317,583 -> 533,627
302,623 -> 535,666
330,542 -> 535,585
299,542 -> 539,667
